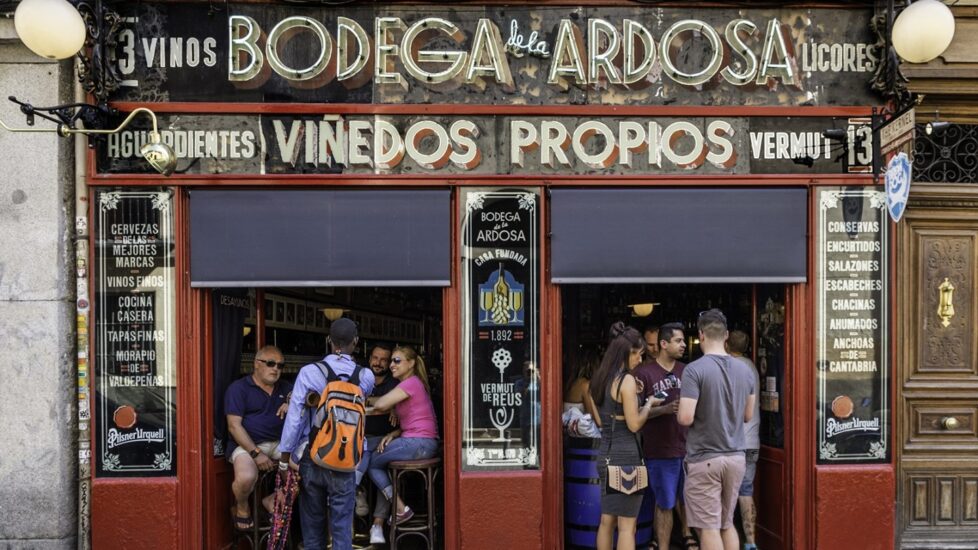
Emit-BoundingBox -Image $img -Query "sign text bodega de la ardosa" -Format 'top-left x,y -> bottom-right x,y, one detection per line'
111,4 -> 881,106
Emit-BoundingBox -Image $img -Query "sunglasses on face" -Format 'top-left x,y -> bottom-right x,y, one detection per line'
391,357 -> 404,364
256,359 -> 286,369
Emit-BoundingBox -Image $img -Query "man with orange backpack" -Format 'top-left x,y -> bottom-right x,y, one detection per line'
278,318 -> 375,550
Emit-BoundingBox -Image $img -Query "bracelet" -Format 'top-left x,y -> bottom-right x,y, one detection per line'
278,461 -> 289,471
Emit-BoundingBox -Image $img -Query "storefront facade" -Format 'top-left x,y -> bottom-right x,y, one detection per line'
82,3 -> 901,549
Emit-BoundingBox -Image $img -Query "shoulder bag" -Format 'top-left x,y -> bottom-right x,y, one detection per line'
605,376 -> 648,495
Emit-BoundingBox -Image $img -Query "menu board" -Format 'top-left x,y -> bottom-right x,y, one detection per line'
816,187 -> 889,464
94,190 -> 176,476
461,189 -> 540,470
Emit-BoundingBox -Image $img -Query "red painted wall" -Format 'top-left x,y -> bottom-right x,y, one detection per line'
815,465 -> 894,550
460,474 -> 542,548
92,478 -> 178,550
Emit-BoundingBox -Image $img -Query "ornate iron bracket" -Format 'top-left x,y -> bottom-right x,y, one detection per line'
73,0 -> 123,105
871,0 -> 913,111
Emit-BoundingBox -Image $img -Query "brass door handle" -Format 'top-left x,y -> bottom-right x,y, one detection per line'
938,278 -> 955,327
942,417 -> 960,430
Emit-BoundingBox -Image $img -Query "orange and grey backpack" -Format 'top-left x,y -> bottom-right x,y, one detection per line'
308,358 -> 366,472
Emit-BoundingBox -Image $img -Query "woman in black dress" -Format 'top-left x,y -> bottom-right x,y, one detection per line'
589,322 -> 663,550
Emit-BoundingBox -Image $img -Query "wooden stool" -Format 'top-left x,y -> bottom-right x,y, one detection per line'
230,470 -> 275,549
387,456 -> 442,550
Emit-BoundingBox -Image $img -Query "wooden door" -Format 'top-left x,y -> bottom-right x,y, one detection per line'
755,285 -> 791,550
897,185 -> 978,549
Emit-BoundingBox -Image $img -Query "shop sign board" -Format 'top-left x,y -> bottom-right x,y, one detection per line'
108,4 -> 880,107
879,107 -> 915,159
461,189 -> 540,470
815,187 -> 889,464
94,189 -> 177,476
97,113 -> 874,176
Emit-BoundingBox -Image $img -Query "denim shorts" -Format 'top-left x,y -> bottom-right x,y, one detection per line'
738,449 -> 759,497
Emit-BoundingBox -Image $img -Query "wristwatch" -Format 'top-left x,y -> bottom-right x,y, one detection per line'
249,448 -> 261,458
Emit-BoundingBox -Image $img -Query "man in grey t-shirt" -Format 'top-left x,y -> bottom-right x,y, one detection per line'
678,309 -> 756,550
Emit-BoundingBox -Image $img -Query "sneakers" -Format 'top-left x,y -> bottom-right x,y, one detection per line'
395,505 -> 414,525
355,487 -> 369,517
369,524 -> 386,544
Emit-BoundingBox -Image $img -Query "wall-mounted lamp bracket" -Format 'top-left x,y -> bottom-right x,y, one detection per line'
6,96 -> 116,142
0,98 -> 176,175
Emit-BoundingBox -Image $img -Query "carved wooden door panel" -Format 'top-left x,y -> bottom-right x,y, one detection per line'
897,187 -> 978,549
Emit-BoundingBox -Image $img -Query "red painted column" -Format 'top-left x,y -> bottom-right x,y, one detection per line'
92,479 -> 178,549
815,466 -> 895,549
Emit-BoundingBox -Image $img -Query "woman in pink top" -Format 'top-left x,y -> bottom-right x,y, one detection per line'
368,345 -> 440,529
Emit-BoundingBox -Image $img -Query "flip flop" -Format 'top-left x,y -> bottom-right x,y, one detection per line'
682,534 -> 700,549
231,506 -> 254,531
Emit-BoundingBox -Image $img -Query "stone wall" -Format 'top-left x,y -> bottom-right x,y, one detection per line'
0,19 -> 77,550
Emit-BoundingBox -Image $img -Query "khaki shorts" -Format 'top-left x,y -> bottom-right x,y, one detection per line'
229,440 -> 282,463
683,454 -> 747,530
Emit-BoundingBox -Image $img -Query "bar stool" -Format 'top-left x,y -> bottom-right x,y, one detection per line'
230,470 -> 276,549
387,456 -> 442,550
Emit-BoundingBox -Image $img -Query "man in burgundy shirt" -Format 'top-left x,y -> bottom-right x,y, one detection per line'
635,322 -> 697,550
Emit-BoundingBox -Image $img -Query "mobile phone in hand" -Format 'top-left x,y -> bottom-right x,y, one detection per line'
653,391 -> 668,400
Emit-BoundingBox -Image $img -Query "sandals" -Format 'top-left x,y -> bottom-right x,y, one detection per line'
682,534 -> 700,549
231,506 -> 254,531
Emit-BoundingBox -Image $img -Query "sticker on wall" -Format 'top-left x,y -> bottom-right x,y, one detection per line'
885,152 -> 912,222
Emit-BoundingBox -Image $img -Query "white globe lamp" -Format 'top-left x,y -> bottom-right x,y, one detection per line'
892,0 -> 956,64
14,0 -> 87,60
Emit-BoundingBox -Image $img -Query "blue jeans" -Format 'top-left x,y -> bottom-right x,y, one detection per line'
367,437 -> 439,497
299,455 -> 356,550
356,435 -> 391,519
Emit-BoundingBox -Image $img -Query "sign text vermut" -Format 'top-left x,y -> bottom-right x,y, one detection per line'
99,114 -> 875,175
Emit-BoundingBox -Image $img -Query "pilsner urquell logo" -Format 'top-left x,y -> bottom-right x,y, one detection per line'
106,428 -> 166,449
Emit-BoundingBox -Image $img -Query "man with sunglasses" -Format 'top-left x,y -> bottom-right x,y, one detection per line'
225,345 -> 293,530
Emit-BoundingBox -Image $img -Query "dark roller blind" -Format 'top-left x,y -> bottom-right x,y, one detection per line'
190,189 -> 450,287
550,188 -> 808,283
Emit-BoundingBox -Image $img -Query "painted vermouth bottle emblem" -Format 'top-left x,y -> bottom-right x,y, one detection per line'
479,263 -> 525,326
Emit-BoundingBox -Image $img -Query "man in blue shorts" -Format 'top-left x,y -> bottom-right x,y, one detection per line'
635,322 -> 697,550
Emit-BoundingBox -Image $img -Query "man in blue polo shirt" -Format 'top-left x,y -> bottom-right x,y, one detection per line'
278,317 -> 375,550
225,345 -> 292,530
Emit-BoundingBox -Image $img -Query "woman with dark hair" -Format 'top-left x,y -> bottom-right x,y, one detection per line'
590,322 -> 664,550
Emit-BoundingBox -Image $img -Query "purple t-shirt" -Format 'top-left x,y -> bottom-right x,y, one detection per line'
395,376 -> 439,439
634,360 -> 688,458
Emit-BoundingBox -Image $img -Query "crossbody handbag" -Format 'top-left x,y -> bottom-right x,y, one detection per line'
604,376 -> 648,496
